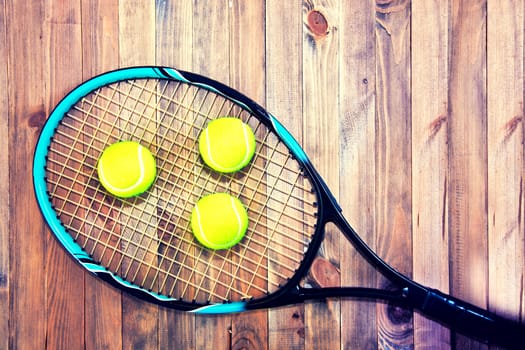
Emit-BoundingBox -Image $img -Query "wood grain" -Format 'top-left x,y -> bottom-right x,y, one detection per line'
229,2 -> 268,349
487,0 -> 525,343
43,1 -> 85,348
81,1 -> 123,349
192,2 -> 232,349
3,2 -> 525,349
81,0 -> 120,76
302,1 -> 341,349
155,1 -> 196,349
118,1 -> 159,350
265,0 -> 306,349
374,0 -> 413,347
449,1 -> 488,348
411,0 -> 451,348
7,0 -> 47,348
0,0 -> 9,348
339,0 -> 378,348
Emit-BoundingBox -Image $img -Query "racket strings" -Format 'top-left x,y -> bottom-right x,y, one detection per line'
75,83 -> 303,173
47,159 -> 302,299
46,146 -> 311,266
47,167 -> 307,272
67,97 -> 303,186
50,82 -> 308,298
111,80 -> 224,294
45,78 -> 318,303
48,130 -> 313,246
47,140 -> 310,299
56,95 -> 316,220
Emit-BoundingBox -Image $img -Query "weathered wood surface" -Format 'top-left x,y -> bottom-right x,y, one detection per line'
2,1 -> 524,349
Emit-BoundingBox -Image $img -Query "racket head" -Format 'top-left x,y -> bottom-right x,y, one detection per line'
33,67 -> 334,312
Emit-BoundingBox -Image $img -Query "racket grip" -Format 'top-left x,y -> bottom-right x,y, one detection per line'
418,288 -> 525,348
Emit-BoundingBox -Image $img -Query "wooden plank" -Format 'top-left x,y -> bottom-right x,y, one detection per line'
0,0 -> 9,348
155,1 -> 196,349
448,0 -> 488,348
302,1 -> 341,349
6,0 -> 47,348
228,1 -> 268,349
265,0 -> 306,349
118,1 -> 159,349
156,0 -> 193,70
81,0 -> 120,75
81,1 -> 123,349
43,1 -> 86,348
119,0 -> 156,67
487,0 -> 525,339
411,1 -> 451,348
44,1 -> 84,349
374,0 -> 413,348
339,0 -> 378,348
192,2 -> 232,349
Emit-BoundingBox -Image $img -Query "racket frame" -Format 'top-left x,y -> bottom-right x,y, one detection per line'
34,67 -> 525,348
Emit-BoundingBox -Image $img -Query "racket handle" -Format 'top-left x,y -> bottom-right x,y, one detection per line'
417,288 -> 525,348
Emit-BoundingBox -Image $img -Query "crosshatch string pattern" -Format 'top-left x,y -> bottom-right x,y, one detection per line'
44,78 -> 318,304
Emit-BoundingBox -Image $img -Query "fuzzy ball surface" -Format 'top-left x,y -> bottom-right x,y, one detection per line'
191,192 -> 248,250
198,117 -> 256,173
97,141 -> 156,198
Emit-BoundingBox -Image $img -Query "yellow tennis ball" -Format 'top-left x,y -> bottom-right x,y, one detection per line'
198,117 -> 256,173
191,193 -> 248,250
97,141 -> 156,198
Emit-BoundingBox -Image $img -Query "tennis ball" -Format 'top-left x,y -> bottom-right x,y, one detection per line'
191,193 -> 248,250
198,117 -> 256,173
97,141 -> 156,198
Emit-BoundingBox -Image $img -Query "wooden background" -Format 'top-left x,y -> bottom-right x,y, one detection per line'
1,0 -> 524,349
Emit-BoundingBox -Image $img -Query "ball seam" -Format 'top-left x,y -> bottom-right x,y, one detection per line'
229,196 -> 245,243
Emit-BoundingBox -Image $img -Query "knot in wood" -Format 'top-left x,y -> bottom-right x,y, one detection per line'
386,302 -> 412,325
28,109 -> 47,130
306,10 -> 329,37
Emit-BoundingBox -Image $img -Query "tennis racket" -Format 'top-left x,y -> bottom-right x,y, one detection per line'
33,66 -> 524,348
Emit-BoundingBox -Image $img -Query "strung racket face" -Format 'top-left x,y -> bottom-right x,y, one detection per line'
34,67 -> 322,310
